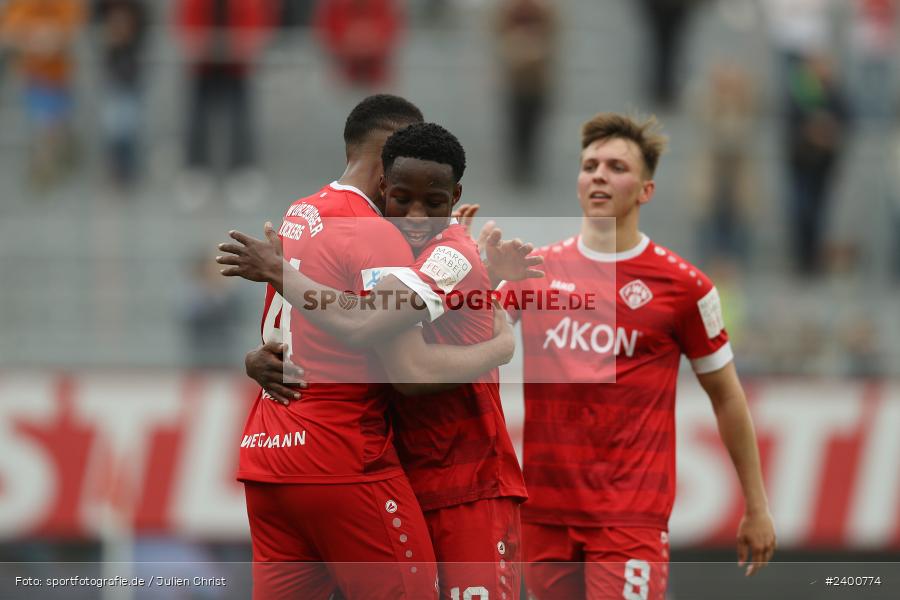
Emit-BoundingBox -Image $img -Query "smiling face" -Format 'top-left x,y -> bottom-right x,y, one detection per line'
576,137 -> 655,221
381,156 -> 462,252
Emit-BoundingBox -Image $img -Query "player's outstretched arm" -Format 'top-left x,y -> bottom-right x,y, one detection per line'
239,307 -> 515,399
218,225 -> 437,347
697,362 -> 777,577
377,303 -> 516,396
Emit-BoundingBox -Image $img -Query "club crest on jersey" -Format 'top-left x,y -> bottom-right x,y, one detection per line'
385,499 -> 398,514
619,279 -> 653,310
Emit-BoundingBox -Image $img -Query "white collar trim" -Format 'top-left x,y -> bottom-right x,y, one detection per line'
329,181 -> 382,216
577,233 -> 650,262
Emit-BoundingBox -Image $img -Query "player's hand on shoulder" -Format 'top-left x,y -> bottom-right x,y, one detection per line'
737,508 -> 777,577
245,341 -> 307,406
217,222 -> 284,284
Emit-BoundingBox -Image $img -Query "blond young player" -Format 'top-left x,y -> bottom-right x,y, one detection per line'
496,113 -> 777,599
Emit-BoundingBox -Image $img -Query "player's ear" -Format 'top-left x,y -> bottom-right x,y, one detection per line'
379,175 -> 387,195
638,179 -> 655,206
451,183 -> 462,208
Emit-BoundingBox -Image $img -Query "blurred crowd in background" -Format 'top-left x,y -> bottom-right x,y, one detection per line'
0,0 -> 898,377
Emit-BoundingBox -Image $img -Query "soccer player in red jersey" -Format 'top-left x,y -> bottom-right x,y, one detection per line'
221,122 -> 536,600
494,113 -> 777,599
377,123 -> 527,600
221,96 -> 517,600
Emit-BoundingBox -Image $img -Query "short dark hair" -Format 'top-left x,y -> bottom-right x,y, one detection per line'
382,122 -> 466,182
581,112 -> 668,177
343,94 -> 424,147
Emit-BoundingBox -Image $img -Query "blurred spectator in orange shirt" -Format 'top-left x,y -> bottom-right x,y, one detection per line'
313,0 -> 403,88
0,0 -> 85,187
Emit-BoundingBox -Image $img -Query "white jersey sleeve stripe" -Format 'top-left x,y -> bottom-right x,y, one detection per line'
390,267 -> 445,322
690,342 -> 734,374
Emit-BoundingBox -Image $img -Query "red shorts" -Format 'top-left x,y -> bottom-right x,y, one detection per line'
523,522 -> 669,600
425,497 -> 522,600
245,476 -> 438,600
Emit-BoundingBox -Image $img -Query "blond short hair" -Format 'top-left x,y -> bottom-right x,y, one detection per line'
581,113 -> 668,177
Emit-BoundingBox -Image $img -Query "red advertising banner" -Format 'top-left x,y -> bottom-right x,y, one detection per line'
0,372 -> 898,549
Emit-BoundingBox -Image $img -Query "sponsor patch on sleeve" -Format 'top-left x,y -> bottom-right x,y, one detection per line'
697,287 -> 725,339
360,267 -> 410,291
420,245 -> 472,293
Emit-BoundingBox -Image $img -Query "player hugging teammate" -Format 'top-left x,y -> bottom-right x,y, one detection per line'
218,99 -> 776,599
220,97 -> 535,600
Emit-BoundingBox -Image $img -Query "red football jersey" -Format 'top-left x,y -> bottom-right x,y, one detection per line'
387,224 -> 528,511
500,234 -> 733,529
237,182 -> 414,484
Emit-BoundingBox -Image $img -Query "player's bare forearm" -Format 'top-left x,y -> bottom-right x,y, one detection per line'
378,310 -> 515,396
416,332 -> 512,384
330,275 -> 432,347
221,249 -> 359,338
698,362 -> 776,575
714,395 -> 769,512
699,364 -> 769,512
384,335 -> 510,396
275,272 -> 430,347
220,244 -> 407,345
280,268 -> 366,337
218,226 -> 427,345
